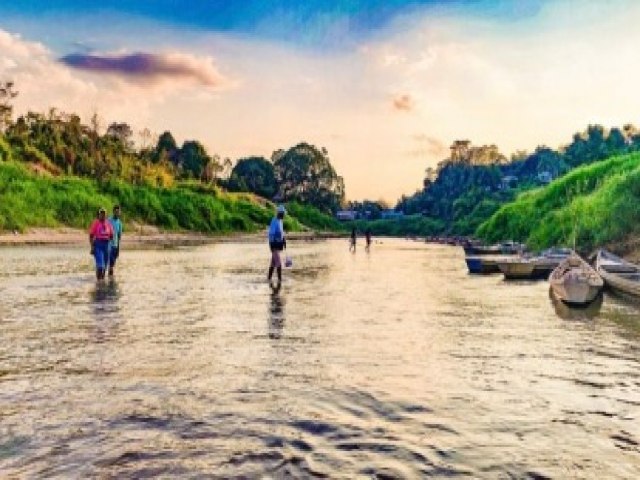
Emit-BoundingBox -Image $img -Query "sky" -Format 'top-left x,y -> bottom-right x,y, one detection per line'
1,0 -> 639,201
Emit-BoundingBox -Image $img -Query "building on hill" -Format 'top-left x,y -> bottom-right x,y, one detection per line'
381,210 -> 405,220
500,175 -> 518,190
336,210 -> 357,221
537,171 -> 554,184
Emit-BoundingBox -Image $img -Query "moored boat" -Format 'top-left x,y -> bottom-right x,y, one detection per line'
465,256 -> 501,274
463,241 -> 525,256
549,255 -> 603,305
595,250 -> 640,297
497,247 -> 572,280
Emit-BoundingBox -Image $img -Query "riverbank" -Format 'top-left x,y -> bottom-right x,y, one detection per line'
0,226 -> 345,247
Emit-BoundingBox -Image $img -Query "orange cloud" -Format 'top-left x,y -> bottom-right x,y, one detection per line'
392,93 -> 414,111
407,134 -> 446,158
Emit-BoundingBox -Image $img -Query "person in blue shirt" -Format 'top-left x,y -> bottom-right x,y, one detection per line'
108,205 -> 123,277
267,205 -> 287,284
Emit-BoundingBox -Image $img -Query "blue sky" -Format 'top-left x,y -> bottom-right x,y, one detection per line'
2,0 -> 545,50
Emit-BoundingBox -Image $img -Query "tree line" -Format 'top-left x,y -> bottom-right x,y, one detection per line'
396,125 -> 640,235
0,81 -> 346,214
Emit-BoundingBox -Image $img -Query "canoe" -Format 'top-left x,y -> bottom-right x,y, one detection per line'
549,287 -> 603,320
549,255 -> 603,305
595,249 -> 640,297
497,248 -> 572,280
465,257 -> 501,274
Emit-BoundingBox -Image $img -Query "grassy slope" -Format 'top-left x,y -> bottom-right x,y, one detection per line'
0,161 -> 337,234
476,152 -> 640,251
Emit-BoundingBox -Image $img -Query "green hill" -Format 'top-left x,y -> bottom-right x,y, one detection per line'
476,152 -> 640,252
0,161 -> 339,234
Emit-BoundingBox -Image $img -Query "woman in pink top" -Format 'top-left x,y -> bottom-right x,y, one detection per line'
89,208 -> 114,280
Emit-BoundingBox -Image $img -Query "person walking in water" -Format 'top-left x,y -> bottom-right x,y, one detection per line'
108,205 -> 123,277
349,227 -> 357,252
89,207 -> 114,280
365,229 -> 372,252
268,205 -> 287,285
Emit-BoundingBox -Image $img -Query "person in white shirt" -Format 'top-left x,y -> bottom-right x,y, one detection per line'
267,205 -> 287,284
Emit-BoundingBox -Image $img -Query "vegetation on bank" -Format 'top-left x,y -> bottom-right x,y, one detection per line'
350,215 -> 445,237
285,202 -> 345,232
393,125 -> 640,237
476,152 -> 640,252
0,161 -> 341,234
0,81 -> 345,234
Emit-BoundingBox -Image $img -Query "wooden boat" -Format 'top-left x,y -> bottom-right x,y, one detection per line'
549,287 -> 603,320
465,256 -> 501,274
549,255 -> 603,305
463,241 -> 525,256
497,248 -> 572,280
595,249 -> 640,297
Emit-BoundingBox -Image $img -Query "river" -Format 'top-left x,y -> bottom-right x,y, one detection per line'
1,239 -> 639,478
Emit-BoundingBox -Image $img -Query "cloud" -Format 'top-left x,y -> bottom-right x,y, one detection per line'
392,93 -> 413,111
59,51 -> 228,87
0,28 -> 227,134
407,134 -> 447,158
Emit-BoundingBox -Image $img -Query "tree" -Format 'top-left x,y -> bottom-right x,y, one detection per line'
0,81 -> 18,132
273,142 -> 345,213
228,156 -> 277,198
178,140 -> 217,179
153,131 -> 178,164
106,122 -> 134,151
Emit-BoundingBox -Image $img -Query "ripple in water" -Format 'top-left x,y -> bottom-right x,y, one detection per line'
0,240 -> 639,477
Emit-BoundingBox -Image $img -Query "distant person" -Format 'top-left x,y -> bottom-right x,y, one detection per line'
89,207 -> 114,280
349,227 -> 357,252
365,229 -> 372,251
108,205 -> 123,276
268,205 -> 287,285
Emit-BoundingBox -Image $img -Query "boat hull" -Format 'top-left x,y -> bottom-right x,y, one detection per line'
551,281 -> 602,305
596,250 -> 640,298
498,261 -> 535,279
465,257 -> 500,274
498,261 -> 553,280
550,255 -> 604,306
499,253 -> 568,280
599,269 -> 640,297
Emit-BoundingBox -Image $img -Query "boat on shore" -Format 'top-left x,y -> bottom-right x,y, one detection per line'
497,248 -> 572,280
465,256 -> 501,274
549,255 -> 603,306
595,250 -> 640,298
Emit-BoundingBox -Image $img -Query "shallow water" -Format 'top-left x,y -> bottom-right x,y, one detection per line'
1,239 -> 639,478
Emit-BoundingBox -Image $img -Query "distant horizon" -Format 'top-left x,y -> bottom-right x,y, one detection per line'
2,0 -> 640,202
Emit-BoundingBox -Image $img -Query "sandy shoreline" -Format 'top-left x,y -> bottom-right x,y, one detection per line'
0,227 -> 345,247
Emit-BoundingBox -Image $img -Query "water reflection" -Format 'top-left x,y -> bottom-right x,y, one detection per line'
89,278 -> 121,343
90,278 -> 121,306
268,283 -> 285,339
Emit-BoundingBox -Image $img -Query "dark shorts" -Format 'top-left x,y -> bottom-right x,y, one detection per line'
109,246 -> 120,267
269,241 -> 285,251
